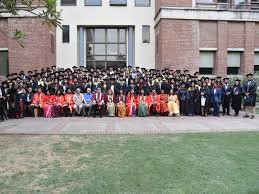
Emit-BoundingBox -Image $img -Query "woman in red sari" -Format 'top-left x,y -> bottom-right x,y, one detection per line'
43,90 -> 56,118
126,89 -> 137,117
63,88 -> 74,117
54,89 -> 64,117
160,89 -> 168,116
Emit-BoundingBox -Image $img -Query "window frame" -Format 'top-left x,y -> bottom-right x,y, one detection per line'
142,25 -> 150,44
135,0 -> 150,7
199,67 -> 213,75
60,0 -> 77,6
62,25 -> 70,43
110,0 -> 127,6
85,0 -> 102,6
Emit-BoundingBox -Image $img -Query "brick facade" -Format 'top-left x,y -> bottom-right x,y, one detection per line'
0,17 -> 55,74
155,0 -> 192,14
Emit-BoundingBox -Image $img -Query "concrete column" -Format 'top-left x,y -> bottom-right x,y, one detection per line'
128,26 -> 135,67
242,22 -> 255,75
79,26 -> 84,67
215,21 -> 228,76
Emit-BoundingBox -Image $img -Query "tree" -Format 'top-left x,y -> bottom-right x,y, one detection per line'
0,0 -> 62,47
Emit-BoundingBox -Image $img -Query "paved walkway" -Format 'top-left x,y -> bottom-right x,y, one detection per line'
0,114 -> 258,134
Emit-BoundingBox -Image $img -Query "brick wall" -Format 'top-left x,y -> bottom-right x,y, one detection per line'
227,22 -> 245,48
255,23 -> 259,48
155,0 -> 192,14
7,17 -> 55,73
156,19 -> 199,73
199,21 -> 217,48
0,19 -> 8,48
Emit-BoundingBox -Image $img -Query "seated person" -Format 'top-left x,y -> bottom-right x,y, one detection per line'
83,88 -> 93,117
137,89 -> 149,117
73,88 -> 84,116
92,87 -> 105,118
106,89 -> 115,117
126,89 -> 137,117
149,89 -> 160,116
63,88 -> 74,117
116,89 -> 126,118
31,87 -> 45,118
54,89 -> 64,117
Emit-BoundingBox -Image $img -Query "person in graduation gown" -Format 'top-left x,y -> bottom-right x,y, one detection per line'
63,88 -> 74,117
126,89 -> 137,117
167,89 -> 180,116
210,84 -> 222,117
149,89 -> 161,116
137,89 -> 149,117
188,82 -> 196,116
54,89 -> 64,117
43,90 -> 56,118
200,82 -> 210,117
178,83 -> 189,116
116,89 -> 126,118
15,86 -> 26,119
231,79 -> 243,117
91,87 -> 105,118
222,78 -> 232,116
160,89 -> 168,116
242,73 -> 257,119
106,89 -> 116,117
31,87 -> 45,117
24,87 -> 34,117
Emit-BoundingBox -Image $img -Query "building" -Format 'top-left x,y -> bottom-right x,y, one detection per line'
56,0 -> 155,70
155,0 -> 259,76
1,0 -> 259,76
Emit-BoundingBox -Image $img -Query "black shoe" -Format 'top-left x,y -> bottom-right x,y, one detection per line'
251,115 -> 255,119
243,115 -> 249,118
234,114 -> 238,117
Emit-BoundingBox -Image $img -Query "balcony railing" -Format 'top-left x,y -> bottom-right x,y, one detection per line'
196,2 -> 259,10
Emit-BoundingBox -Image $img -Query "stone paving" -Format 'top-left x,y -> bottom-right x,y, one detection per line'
0,114 -> 258,134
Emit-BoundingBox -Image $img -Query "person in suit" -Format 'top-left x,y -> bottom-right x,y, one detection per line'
210,84 -> 222,117
231,79 -> 243,117
222,78 -> 232,116
242,73 -> 257,119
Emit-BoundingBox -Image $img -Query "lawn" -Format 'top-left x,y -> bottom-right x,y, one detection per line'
0,133 -> 259,194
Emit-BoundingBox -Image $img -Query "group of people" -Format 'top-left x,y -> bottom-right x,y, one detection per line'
0,66 -> 257,121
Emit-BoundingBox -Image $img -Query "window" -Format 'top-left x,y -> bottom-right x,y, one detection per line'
110,0 -> 127,6
199,51 -> 214,75
62,25 -> 70,43
86,28 -> 127,69
61,0 -> 76,5
227,52 -> 241,75
135,0 -> 150,6
51,34 -> 55,54
254,52 -> 259,72
0,51 -> 8,76
142,25 -> 150,43
85,0 -> 101,6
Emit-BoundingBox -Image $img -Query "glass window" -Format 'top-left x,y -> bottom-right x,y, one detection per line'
86,29 -> 94,42
110,0 -> 127,6
142,25 -> 150,43
62,25 -> 70,43
119,44 -> 126,55
0,51 -> 8,76
227,67 -> 240,75
135,0 -> 150,6
86,43 -> 94,59
107,29 -> 118,42
95,61 -> 105,69
107,44 -> 118,55
199,68 -> 213,75
199,51 -> 214,68
94,44 -> 106,55
95,29 -> 105,42
61,0 -> 76,5
119,29 -> 126,42
85,0 -> 101,6
227,52 -> 241,67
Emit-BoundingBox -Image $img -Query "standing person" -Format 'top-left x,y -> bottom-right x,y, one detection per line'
222,78 -> 232,116
137,89 -> 149,117
178,83 -> 189,116
167,89 -> 180,116
116,89 -> 126,118
83,88 -> 93,117
106,89 -> 115,117
200,82 -> 210,117
0,82 -> 5,122
243,73 -> 257,119
63,88 -> 74,117
231,79 -> 243,117
73,88 -> 84,116
188,82 -> 196,116
160,89 -> 168,116
126,89 -> 137,117
149,89 -> 160,116
31,87 -> 45,118
92,87 -> 105,118
210,84 -> 222,117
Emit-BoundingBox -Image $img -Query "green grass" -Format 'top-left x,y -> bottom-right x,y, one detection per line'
0,133 -> 259,194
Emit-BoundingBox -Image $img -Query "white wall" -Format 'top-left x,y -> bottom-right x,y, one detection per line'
56,0 -> 155,69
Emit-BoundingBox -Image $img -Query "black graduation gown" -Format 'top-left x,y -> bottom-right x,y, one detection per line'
231,85 -> 242,111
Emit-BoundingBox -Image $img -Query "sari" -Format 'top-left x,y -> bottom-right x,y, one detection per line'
43,95 -> 56,118
107,95 -> 115,117
126,94 -> 137,117
137,95 -> 149,117
167,94 -> 180,116
116,95 -> 126,118
160,94 -> 168,113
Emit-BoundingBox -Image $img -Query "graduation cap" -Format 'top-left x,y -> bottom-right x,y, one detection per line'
246,73 -> 253,77
72,66 -> 77,69
216,76 -> 222,79
28,71 -> 33,74
235,79 -> 241,82
184,70 -> 189,73
210,78 -> 216,81
223,78 -> 229,81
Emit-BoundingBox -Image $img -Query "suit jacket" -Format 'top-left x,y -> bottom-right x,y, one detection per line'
210,88 -> 222,104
